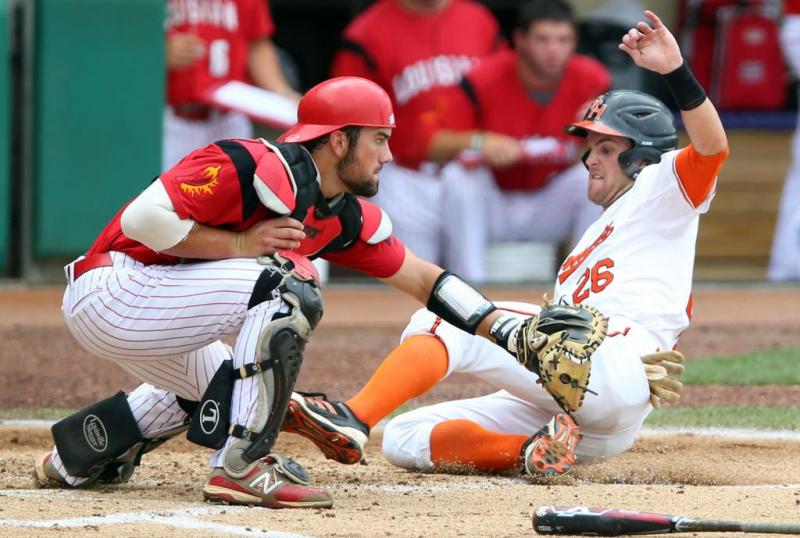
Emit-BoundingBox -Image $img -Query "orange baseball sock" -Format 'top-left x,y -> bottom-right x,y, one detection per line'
346,335 -> 448,429
429,419 -> 528,472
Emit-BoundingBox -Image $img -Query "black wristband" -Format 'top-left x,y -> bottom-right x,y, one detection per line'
426,271 -> 496,334
662,61 -> 707,111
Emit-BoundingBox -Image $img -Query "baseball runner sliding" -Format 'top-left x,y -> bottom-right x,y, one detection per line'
282,10 -> 728,478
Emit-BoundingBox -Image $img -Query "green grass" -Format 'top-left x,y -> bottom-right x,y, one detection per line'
645,406 -> 800,430
0,408 -> 75,420
684,346 -> 800,385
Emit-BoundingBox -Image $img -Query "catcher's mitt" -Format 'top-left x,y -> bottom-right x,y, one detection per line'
515,300 -> 608,413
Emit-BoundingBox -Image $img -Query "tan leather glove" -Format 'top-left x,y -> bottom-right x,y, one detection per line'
641,350 -> 685,408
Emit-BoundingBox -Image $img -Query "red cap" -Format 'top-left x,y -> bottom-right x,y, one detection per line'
277,77 -> 395,143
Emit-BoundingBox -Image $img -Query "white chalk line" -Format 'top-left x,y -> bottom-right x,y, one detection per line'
6,419 -> 799,437
355,480 -> 800,494
5,419 -> 799,441
0,493 -> 313,538
639,426 -> 800,440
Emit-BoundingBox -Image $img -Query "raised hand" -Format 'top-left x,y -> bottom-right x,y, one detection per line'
618,10 -> 684,75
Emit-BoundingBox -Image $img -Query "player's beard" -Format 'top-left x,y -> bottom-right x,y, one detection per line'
337,148 -> 380,197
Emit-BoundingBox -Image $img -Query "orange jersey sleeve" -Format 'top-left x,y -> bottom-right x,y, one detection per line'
674,144 -> 730,208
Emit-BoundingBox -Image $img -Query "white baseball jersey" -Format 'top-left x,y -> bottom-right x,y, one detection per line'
553,149 -> 715,350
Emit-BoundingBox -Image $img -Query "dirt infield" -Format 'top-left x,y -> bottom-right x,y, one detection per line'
1,285 -> 800,537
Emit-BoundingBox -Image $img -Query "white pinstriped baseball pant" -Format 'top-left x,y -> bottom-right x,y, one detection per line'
51,252 -> 288,485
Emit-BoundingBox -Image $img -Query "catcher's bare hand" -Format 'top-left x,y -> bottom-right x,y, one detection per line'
235,217 -> 306,257
641,350 -> 685,407
618,10 -> 684,75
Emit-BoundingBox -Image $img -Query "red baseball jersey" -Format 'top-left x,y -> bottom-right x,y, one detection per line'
331,0 -> 504,167
445,50 -> 610,191
86,140 -> 406,279
166,0 -> 274,106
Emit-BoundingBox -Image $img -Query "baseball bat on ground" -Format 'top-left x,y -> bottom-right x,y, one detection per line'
533,506 -> 800,535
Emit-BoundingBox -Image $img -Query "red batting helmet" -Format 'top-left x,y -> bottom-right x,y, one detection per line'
277,76 -> 395,143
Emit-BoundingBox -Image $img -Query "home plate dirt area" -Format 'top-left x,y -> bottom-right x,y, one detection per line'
0,286 -> 799,537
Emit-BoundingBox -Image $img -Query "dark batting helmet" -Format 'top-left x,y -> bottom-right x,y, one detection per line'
565,90 -> 678,179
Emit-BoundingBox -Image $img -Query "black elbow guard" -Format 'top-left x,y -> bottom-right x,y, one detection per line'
426,271 -> 496,334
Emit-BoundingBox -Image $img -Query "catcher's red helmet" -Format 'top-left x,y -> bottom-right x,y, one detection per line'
277,77 -> 395,143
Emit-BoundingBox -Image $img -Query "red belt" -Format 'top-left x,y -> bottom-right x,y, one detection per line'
172,103 -> 212,121
72,253 -> 113,281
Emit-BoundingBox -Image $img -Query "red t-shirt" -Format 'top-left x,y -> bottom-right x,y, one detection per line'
331,0 -> 503,167
166,0 -> 274,106
445,50 -> 610,191
86,140 -> 406,279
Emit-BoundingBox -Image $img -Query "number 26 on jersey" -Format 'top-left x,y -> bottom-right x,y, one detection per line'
572,258 -> 614,304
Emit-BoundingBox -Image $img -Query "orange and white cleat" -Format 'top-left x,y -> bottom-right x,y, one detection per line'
282,391 -> 369,464
522,413 -> 582,477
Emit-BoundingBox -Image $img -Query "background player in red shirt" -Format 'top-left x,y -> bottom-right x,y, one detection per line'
330,0 -> 505,268
33,77 -> 566,509
427,0 -> 610,282
769,0 -> 800,280
164,0 -> 301,169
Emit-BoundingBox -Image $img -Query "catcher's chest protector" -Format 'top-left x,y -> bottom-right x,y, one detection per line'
252,141 -> 367,259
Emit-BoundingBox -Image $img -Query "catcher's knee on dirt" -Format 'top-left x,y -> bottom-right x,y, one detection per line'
220,262 -> 323,477
51,391 -> 144,479
52,392 -> 191,483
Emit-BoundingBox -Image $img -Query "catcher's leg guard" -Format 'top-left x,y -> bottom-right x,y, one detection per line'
223,272 -> 323,478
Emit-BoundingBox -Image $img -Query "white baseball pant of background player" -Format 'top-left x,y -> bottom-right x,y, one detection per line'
50,252 -> 288,485
380,301 -> 653,470
438,161 -> 602,282
162,108 -> 252,170
769,14 -> 800,280
373,161 -> 600,281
